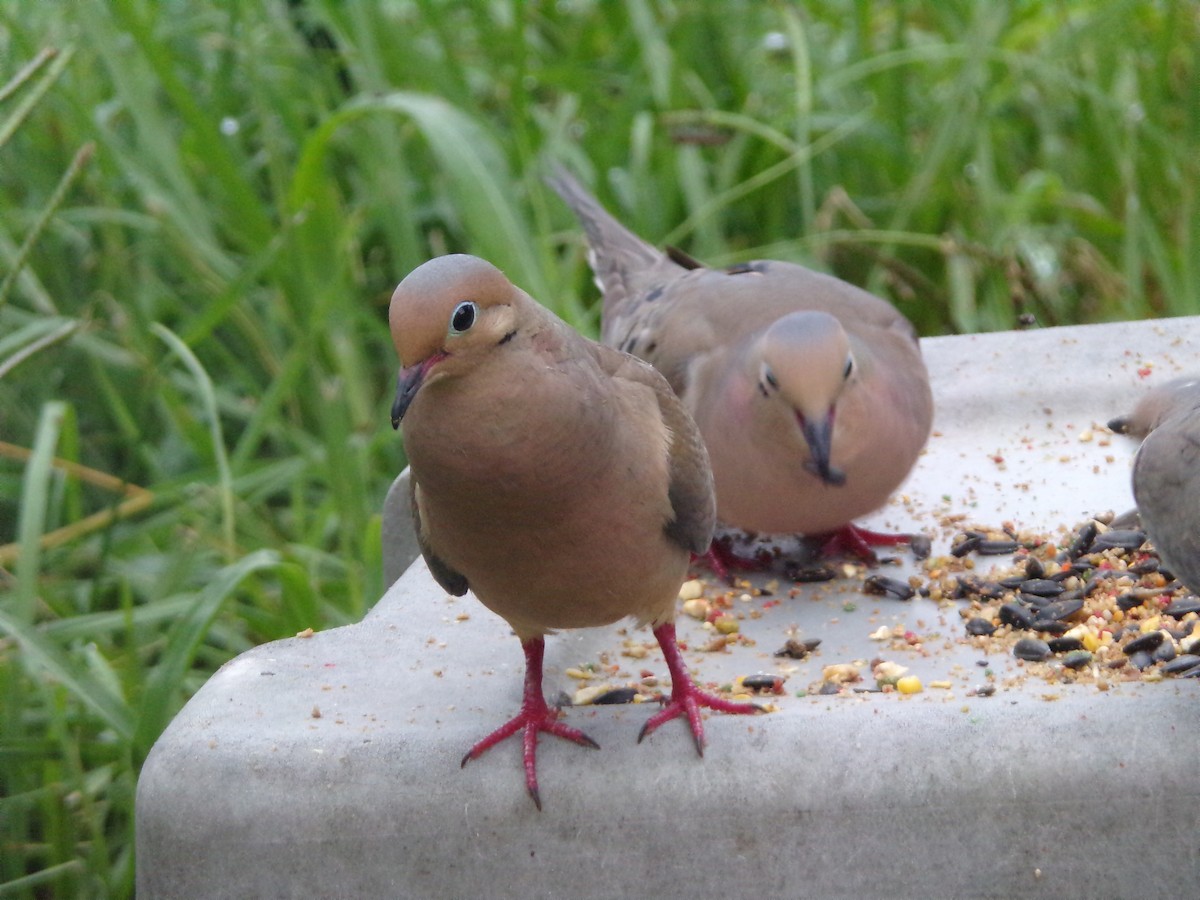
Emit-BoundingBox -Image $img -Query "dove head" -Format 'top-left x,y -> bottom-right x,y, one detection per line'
755,311 -> 854,487
388,254 -> 521,427
1108,376 -> 1200,438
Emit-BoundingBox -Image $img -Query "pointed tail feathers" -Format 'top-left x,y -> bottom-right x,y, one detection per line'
545,165 -> 667,327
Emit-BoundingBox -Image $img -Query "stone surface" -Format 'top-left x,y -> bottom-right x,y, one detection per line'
137,317 -> 1200,898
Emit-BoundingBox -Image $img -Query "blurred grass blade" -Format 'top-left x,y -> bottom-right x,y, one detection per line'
0,45 -> 73,152
291,91 -> 546,299
132,549 -> 282,755
0,228 -> 56,314
626,0 -> 673,107
0,142 -> 93,312
180,229 -> 291,346
73,1 -> 234,281
0,46 -> 58,104
10,401 -> 67,624
276,562 -> 322,633
662,109 -> 797,155
661,106 -> 874,249
0,438 -> 153,567
0,860 -> 86,894
947,244 -> 978,333
38,596 -> 193,643
151,323 -> 236,559
0,317 -> 81,380
0,606 -> 136,740
779,3 -> 816,229
104,0 -> 273,249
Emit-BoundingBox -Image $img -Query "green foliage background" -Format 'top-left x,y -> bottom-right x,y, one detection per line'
1,1 -> 1197,895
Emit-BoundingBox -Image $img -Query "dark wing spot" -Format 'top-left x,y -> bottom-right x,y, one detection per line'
725,261 -> 768,276
643,285 -> 664,302
666,246 -> 705,270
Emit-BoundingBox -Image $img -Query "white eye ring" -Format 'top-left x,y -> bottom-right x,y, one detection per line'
761,364 -> 779,390
449,301 -> 477,335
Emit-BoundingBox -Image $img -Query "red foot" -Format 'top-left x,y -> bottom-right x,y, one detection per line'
460,636 -> 598,810
693,538 -> 769,584
639,622 -> 761,753
816,523 -> 917,564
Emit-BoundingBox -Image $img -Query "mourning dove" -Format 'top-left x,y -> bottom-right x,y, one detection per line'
1108,376 -> 1200,439
389,254 -> 759,808
1112,377 -> 1200,595
547,169 -> 934,566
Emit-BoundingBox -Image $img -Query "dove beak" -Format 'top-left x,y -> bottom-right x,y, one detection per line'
1106,414 -> 1133,435
799,410 -> 846,487
391,352 -> 447,429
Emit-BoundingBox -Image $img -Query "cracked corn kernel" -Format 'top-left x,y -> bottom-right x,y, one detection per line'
713,615 -> 739,635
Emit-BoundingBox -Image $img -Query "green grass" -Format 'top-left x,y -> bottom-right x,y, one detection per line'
0,0 -> 1196,895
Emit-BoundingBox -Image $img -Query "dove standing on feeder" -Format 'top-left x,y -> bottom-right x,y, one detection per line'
547,169 -> 934,564
1110,376 -> 1200,596
389,254 -> 759,809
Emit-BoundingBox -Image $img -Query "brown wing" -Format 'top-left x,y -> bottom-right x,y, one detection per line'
410,477 -> 469,596
591,342 -> 716,555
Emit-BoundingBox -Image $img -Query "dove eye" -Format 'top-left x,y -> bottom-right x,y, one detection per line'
843,356 -> 854,379
449,301 -> 477,335
758,364 -> 779,398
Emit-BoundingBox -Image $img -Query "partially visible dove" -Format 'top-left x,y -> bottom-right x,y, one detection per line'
1111,376 -> 1200,596
546,169 -> 934,565
389,254 -> 759,809
1108,376 -> 1200,439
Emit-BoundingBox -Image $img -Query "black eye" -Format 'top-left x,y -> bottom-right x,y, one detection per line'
450,301 -> 477,335
764,367 -> 779,389
843,356 -> 854,379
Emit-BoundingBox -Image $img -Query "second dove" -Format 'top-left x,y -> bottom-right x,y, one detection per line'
549,170 -> 934,558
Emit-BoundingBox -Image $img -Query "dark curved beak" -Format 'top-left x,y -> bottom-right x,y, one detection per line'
1106,414 -> 1132,435
391,354 -> 445,429
800,411 -> 846,487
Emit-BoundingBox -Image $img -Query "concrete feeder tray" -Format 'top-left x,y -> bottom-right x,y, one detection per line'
137,317 -> 1200,898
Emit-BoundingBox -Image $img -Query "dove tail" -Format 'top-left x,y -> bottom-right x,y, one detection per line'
545,165 -> 665,330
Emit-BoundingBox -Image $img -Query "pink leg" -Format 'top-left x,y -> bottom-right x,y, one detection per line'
817,523 -> 921,563
460,636 -> 598,810
693,538 -> 769,584
639,622 -> 761,754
